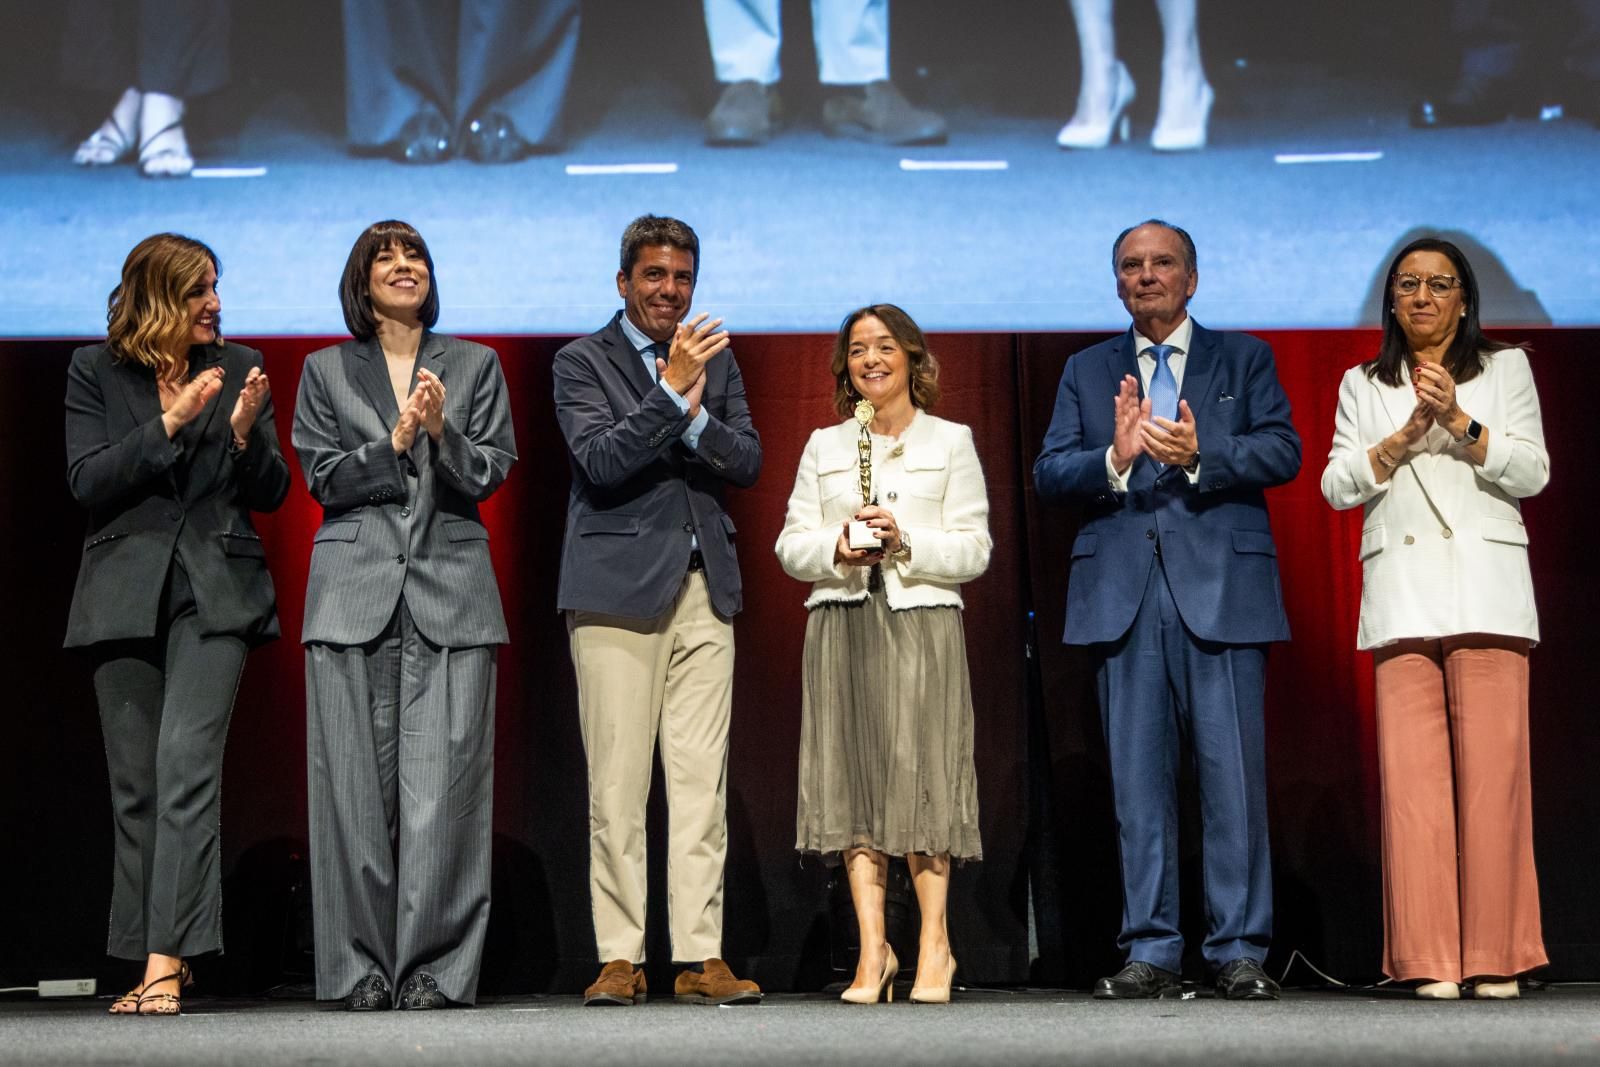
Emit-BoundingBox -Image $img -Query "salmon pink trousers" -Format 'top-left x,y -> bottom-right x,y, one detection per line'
1373,634 -> 1548,983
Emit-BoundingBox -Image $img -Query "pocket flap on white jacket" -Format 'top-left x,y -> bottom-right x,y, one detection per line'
816,449 -> 856,476
1481,515 -> 1529,546
1359,524 -> 1385,561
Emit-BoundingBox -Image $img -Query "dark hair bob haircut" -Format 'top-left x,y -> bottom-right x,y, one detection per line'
340,220 -> 439,341
1366,236 -> 1512,388
829,304 -> 940,419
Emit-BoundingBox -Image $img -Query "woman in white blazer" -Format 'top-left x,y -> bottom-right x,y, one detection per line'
775,304 -> 991,1005
1321,237 -> 1550,1001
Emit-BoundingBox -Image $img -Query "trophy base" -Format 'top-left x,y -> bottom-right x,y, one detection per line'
847,520 -> 879,552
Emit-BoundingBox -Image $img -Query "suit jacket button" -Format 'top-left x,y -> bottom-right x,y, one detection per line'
1145,529 -> 1155,540
682,522 -> 694,533
1403,535 -> 1415,545
401,507 -> 411,518
169,508 -> 182,521
395,553 -> 406,564
1441,528 -> 1453,539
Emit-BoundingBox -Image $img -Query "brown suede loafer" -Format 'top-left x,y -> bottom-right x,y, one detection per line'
674,958 -> 763,1005
584,959 -> 646,1006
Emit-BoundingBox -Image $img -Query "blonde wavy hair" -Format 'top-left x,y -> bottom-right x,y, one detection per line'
106,234 -> 222,375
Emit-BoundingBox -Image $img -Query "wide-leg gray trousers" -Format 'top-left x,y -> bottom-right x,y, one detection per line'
305,599 -> 496,1004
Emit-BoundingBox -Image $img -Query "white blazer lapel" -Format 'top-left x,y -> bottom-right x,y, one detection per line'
1366,373 -> 1452,527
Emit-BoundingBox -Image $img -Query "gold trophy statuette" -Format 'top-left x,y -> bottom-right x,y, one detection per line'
848,398 -> 879,551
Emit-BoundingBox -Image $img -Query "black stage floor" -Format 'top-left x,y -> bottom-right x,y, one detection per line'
5,986 -> 1599,1066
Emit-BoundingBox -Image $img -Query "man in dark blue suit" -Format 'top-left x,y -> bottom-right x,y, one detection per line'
554,215 -> 765,1008
1034,220 -> 1300,1000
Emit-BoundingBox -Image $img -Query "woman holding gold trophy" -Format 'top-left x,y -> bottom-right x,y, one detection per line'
775,304 -> 992,1005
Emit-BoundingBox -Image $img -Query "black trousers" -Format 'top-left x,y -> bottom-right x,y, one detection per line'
342,0 -> 580,148
92,559 -> 247,960
64,0 -> 231,98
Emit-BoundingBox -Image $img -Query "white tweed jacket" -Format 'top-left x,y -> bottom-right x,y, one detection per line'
1319,348 -> 1549,650
775,412 -> 991,610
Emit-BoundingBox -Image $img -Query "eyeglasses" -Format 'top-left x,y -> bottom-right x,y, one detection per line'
1392,272 -> 1462,298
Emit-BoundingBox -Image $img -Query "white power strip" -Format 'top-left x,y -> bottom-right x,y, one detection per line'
39,979 -> 98,998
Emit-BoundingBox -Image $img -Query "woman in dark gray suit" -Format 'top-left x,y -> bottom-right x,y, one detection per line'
291,220 -> 516,1011
65,232 -> 289,1015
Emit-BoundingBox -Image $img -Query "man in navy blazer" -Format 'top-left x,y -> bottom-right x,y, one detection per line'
553,215 -> 764,1007
1034,220 -> 1300,1000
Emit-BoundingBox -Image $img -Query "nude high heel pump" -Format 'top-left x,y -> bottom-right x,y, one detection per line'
1473,979 -> 1520,999
841,944 -> 899,1004
1415,980 -> 1461,1000
1057,61 -> 1136,150
1151,79 -> 1214,152
909,953 -> 957,1004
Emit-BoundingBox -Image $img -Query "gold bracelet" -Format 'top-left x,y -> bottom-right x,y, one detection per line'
1374,442 -> 1398,470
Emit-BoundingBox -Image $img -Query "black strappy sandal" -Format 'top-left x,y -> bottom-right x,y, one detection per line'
108,978 -> 146,1015
135,961 -> 192,1016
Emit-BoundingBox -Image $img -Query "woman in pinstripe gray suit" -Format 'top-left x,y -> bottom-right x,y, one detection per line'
291,220 -> 516,1011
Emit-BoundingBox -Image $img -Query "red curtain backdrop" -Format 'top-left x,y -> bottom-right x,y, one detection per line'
3,329 -> 1594,992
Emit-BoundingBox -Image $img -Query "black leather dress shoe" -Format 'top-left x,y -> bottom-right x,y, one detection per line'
396,972 -> 450,1010
392,111 -> 452,164
343,973 -> 392,1011
464,111 -> 537,163
1093,961 -> 1181,999
1214,957 -> 1280,1000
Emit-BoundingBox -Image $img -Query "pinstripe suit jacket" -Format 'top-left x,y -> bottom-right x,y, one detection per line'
292,334 -> 516,647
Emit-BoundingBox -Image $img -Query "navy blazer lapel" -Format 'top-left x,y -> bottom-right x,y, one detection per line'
1178,321 -> 1219,415
1114,329 -> 1142,398
351,338 -> 400,431
603,315 -> 657,401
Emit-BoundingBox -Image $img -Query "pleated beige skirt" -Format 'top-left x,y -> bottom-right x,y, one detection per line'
795,591 -> 982,861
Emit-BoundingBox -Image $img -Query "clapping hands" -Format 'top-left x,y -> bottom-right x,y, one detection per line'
1110,374 -> 1198,471
657,313 -> 728,417
160,367 -> 225,439
392,367 -> 445,454
229,366 -> 270,446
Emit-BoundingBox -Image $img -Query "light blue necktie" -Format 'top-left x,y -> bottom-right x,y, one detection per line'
1147,344 -> 1178,423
